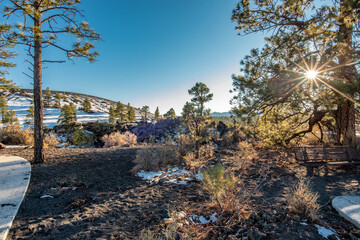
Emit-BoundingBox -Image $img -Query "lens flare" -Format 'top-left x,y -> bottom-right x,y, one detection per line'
305,70 -> 318,80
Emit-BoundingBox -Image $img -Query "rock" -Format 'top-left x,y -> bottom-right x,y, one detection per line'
250,211 -> 261,222
216,121 -> 228,136
0,142 -> 6,149
252,229 -> 267,240
328,235 -> 340,240
293,215 -> 301,222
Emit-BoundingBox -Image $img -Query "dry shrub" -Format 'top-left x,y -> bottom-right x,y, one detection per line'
0,125 -> 33,145
176,134 -> 195,156
222,131 -> 235,147
139,223 -> 189,240
43,133 -> 59,148
221,127 -> 246,147
236,141 -> 258,166
182,143 -> 214,170
102,131 -> 137,148
131,145 -> 181,173
285,177 -> 320,221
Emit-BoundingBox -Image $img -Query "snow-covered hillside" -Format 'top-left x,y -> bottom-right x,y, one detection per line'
4,90 -> 144,128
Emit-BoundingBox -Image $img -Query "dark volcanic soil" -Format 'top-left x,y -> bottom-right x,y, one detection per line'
1,147 -> 360,240
2,148 -> 205,240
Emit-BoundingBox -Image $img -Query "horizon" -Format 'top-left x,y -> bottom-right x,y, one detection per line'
6,0 -> 266,115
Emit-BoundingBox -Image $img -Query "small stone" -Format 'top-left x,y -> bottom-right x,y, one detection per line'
293,215 -> 300,222
0,142 -> 6,149
253,229 -> 267,240
250,211 -> 261,222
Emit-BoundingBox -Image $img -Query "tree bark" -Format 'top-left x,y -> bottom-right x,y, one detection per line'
336,100 -> 356,145
33,0 -> 44,163
335,0 -> 357,146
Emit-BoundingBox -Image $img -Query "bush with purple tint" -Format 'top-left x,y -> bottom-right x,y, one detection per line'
131,118 -> 181,142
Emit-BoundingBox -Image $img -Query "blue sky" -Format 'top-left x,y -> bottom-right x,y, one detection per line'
8,0 -> 266,114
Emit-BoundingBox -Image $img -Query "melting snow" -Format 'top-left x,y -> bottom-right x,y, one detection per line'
190,213 -> 217,224
40,195 -> 53,199
136,167 -> 195,185
315,225 -> 338,239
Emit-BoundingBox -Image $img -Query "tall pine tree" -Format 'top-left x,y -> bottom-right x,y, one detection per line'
3,0 -> 100,163
231,0 -> 360,145
127,103 -> 136,122
154,107 -> 160,121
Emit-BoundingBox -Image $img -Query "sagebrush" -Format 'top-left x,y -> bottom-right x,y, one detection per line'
102,131 -> 137,148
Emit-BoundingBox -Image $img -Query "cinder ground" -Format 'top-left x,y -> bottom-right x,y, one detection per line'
1,147 -> 359,240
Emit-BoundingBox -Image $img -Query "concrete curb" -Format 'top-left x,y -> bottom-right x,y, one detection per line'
332,192 -> 360,229
0,156 -> 31,240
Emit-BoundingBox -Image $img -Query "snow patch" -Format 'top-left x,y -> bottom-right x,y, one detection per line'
40,195 -> 53,199
315,225 -> 338,239
190,213 -> 217,225
136,167 -> 195,185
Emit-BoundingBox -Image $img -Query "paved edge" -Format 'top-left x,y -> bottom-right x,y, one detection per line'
332,193 -> 360,229
0,156 -> 31,240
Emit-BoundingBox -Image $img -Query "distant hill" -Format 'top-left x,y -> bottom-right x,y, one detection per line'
211,112 -> 232,117
5,88 -> 153,128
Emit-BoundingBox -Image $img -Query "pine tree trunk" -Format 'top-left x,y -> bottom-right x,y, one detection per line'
335,0 -> 356,146
336,100 -> 356,145
33,1 -> 44,163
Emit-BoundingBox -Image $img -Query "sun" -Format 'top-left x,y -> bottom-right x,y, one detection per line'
305,70 -> 318,80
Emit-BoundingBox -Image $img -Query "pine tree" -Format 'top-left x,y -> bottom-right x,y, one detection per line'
81,98 -> 92,113
141,106 -> 150,122
115,102 -> 126,123
154,107 -> 160,121
58,103 -> 77,125
109,106 -> 116,124
3,0 -> 100,163
0,23 -> 16,93
43,87 -> 52,108
54,93 -> 62,108
164,108 -> 176,119
127,103 -> 136,122
0,96 -> 18,126
182,82 -> 213,158
62,92 -> 67,101
24,102 -> 34,127
231,0 -> 360,145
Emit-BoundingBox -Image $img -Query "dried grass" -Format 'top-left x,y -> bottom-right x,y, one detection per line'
131,145 -> 181,173
102,131 -> 137,148
176,134 -> 195,157
221,127 -> 246,147
0,125 -> 33,145
285,177 -> 320,221
182,143 -> 214,170
43,133 -> 59,148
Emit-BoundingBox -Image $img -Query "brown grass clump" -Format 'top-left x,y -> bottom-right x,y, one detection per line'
43,133 -> 59,148
176,134 -> 195,157
182,143 -> 214,170
285,177 -> 320,221
131,145 -> 181,173
0,125 -> 33,145
102,131 -> 137,148
221,127 -> 246,147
